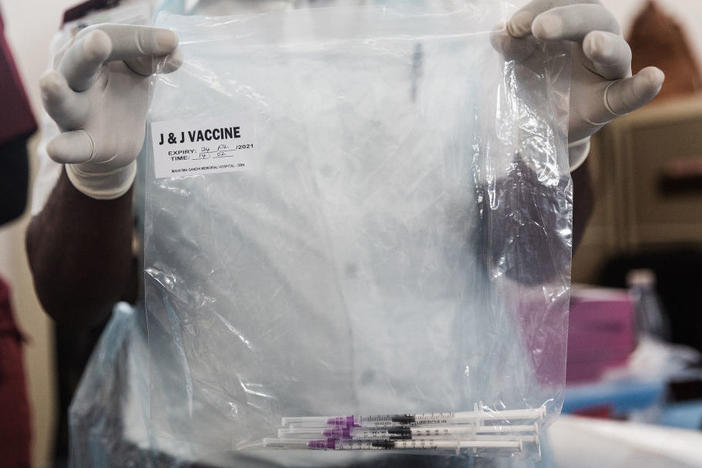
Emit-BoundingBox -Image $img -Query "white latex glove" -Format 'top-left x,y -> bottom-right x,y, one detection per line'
40,25 -> 182,199
495,0 -> 665,171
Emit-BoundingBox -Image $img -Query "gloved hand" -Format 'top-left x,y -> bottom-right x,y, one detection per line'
40,25 -> 181,199
494,0 -> 664,171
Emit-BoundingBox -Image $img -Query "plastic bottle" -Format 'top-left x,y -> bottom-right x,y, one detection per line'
626,269 -> 670,340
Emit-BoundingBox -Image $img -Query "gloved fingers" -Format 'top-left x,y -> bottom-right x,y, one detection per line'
46,130 -> 95,164
531,4 -> 620,42
39,70 -> 89,130
88,24 -> 178,63
490,28 -> 538,63
588,66 -> 664,125
161,48 -> 184,73
58,25 -> 178,91
124,47 -> 183,76
507,0 -> 600,38
605,66 -> 664,117
583,31 -> 632,80
59,29 -> 113,92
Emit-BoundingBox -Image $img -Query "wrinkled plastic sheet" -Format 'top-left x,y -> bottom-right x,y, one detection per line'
72,2 -> 573,467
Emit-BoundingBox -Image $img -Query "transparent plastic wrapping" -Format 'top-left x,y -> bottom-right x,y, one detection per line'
143,3 -> 572,466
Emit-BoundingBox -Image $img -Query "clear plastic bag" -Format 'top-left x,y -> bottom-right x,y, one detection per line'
143,3 -> 572,465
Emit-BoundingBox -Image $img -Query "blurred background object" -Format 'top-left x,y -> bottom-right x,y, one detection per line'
565,0 -> 702,441
566,288 -> 636,385
628,0 -> 702,101
626,269 -> 669,340
541,0 -> 702,463
573,0 -> 702,366
563,284 -> 701,423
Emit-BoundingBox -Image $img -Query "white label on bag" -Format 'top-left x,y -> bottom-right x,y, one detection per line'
151,116 -> 257,178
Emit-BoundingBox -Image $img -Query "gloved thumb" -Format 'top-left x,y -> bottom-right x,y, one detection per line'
47,131 -> 95,164
599,66 -> 665,123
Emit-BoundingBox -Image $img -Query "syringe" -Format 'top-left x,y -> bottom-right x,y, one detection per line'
281,405 -> 546,428
263,437 -> 529,452
278,423 -> 539,441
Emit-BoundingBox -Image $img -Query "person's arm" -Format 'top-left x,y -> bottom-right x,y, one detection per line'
572,159 -> 594,251
26,171 -> 134,326
25,24 -> 180,327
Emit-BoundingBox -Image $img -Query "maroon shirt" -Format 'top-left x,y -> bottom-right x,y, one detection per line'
63,0 -> 121,25
0,12 -> 33,468
0,15 -> 36,144
0,276 -> 31,468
